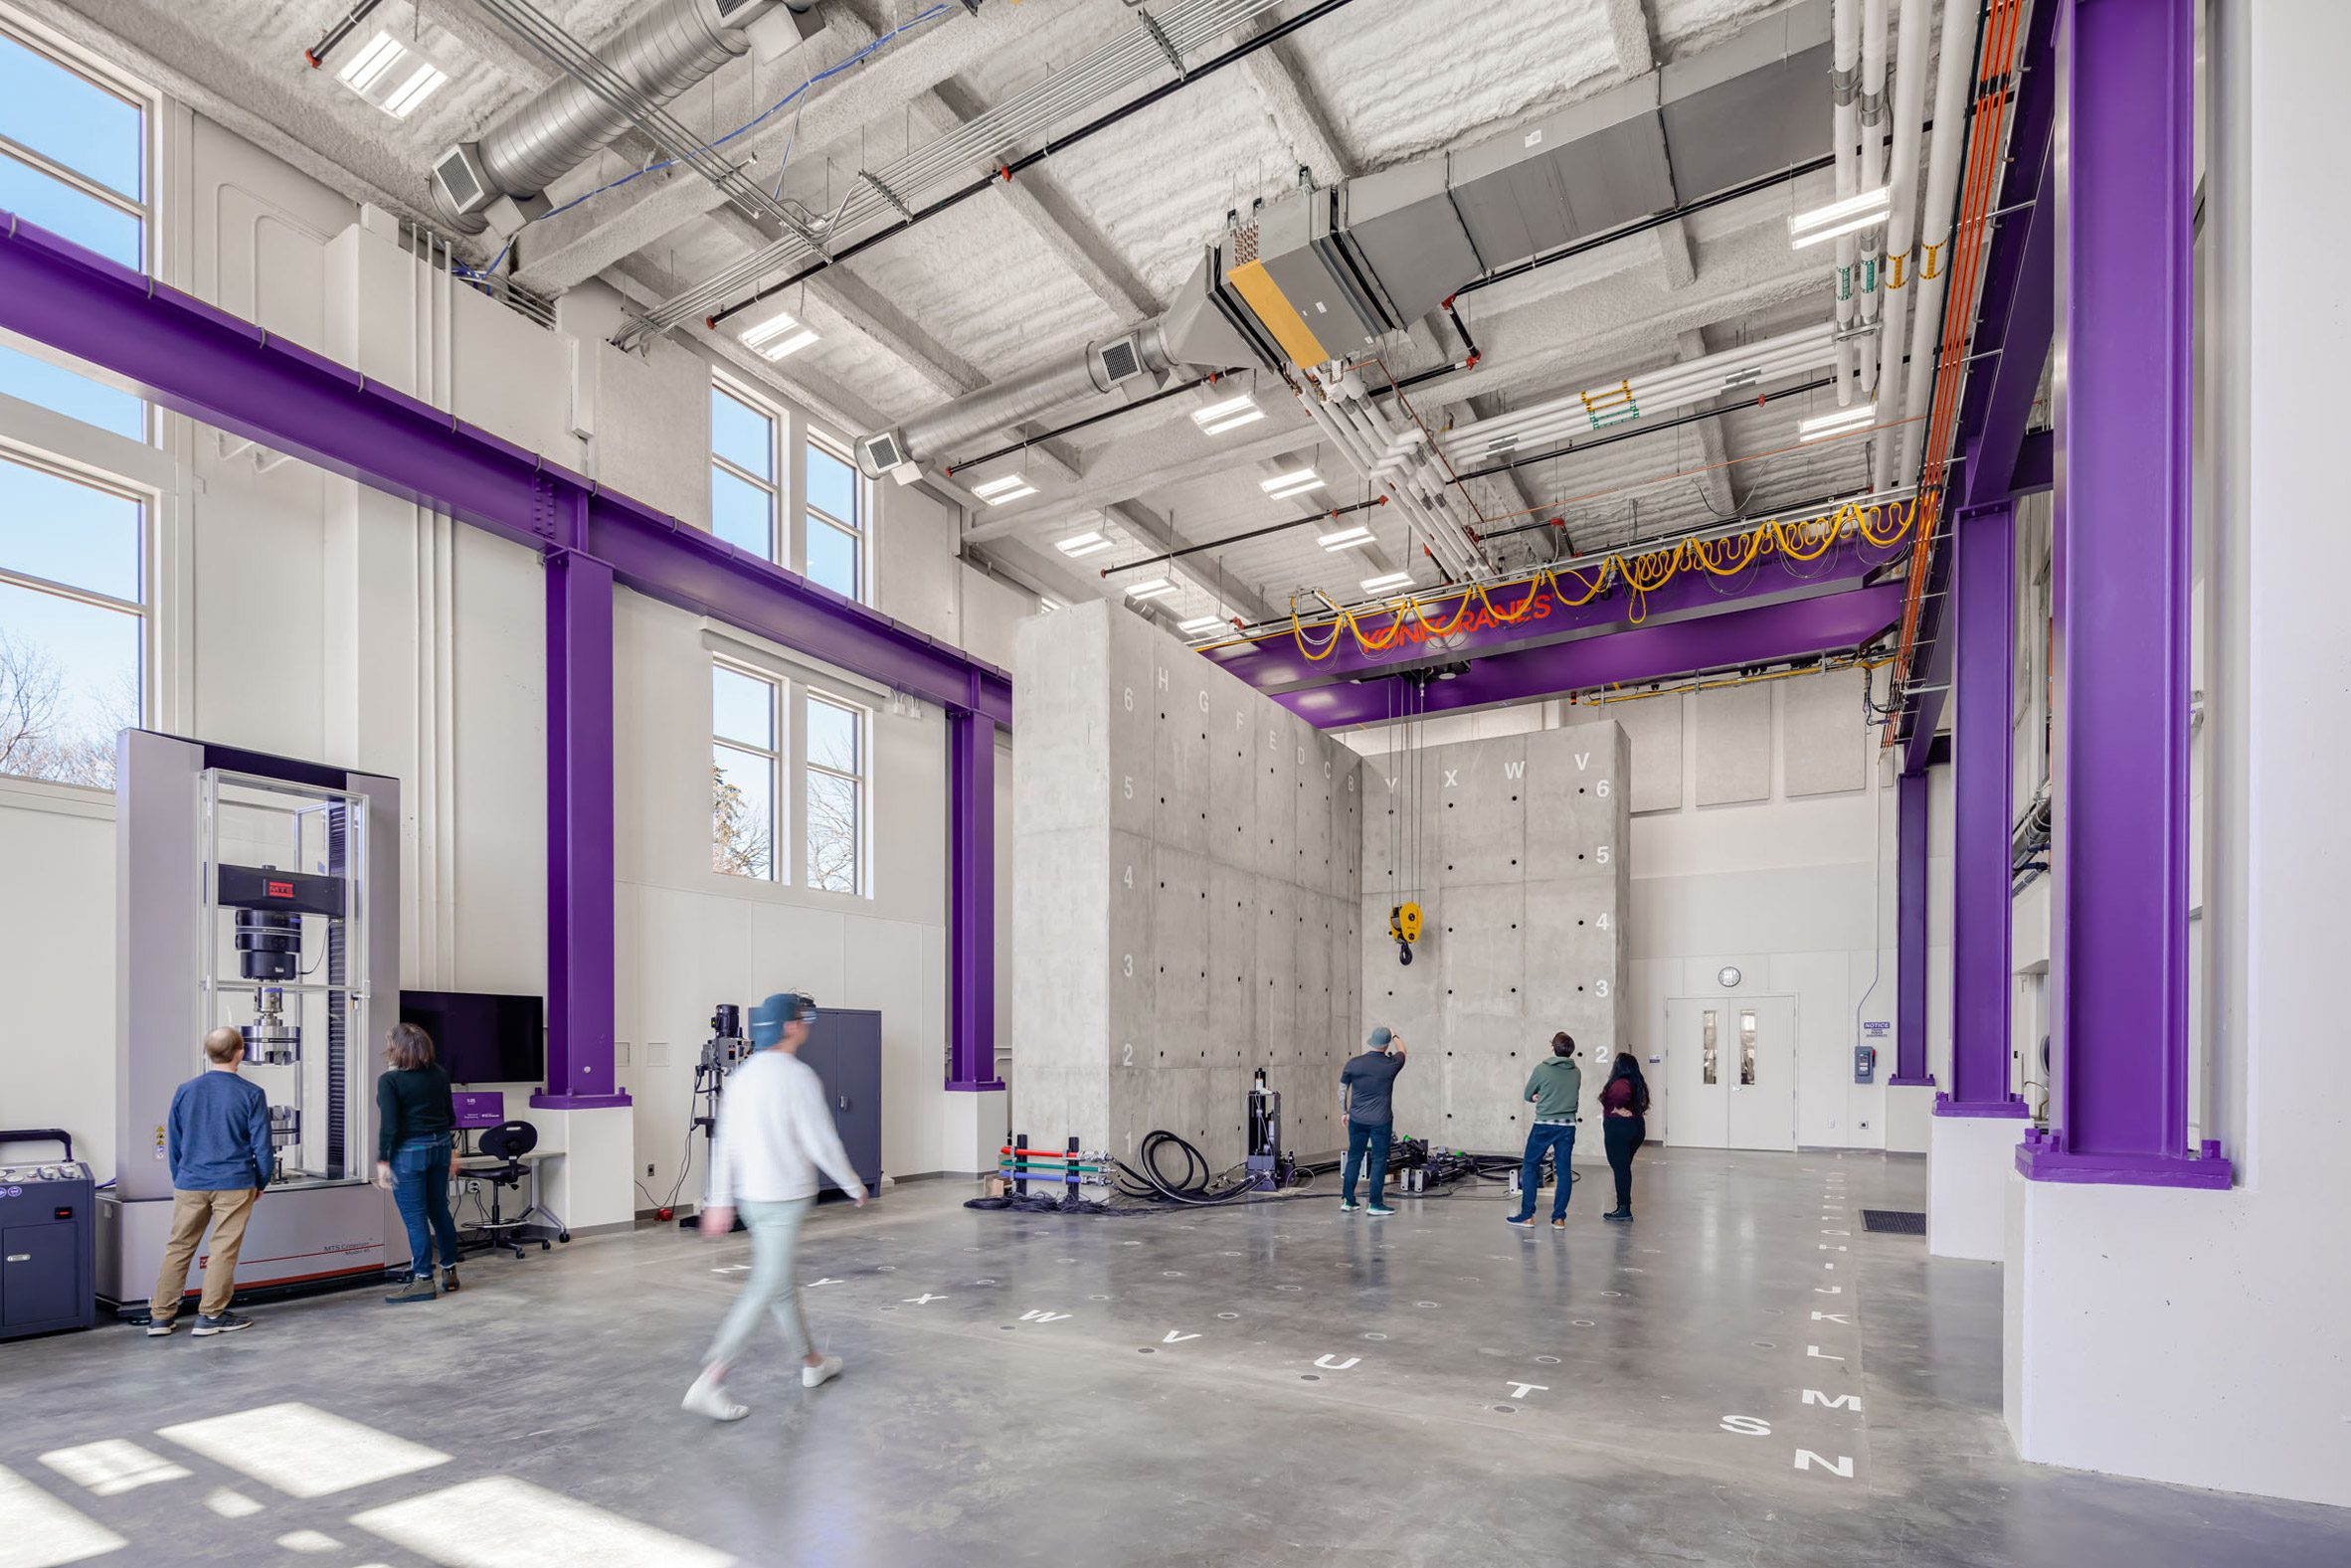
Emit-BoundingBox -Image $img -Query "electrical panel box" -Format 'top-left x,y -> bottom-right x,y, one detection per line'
1854,1044 -> 1877,1084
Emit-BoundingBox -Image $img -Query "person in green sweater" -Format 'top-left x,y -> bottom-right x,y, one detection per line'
374,1022 -> 461,1303
1506,1032 -> 1583,1228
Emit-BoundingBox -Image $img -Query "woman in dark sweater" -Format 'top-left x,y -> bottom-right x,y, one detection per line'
375,1022 -> 461,1303
1599,1051 -> 1651,1222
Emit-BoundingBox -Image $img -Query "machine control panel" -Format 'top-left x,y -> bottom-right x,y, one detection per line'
1,1162 -> 90,1186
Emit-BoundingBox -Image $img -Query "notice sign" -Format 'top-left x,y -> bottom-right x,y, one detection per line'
1862,1020 -> 1892,1039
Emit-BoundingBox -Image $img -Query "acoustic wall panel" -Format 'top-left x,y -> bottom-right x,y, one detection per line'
1695,683 -> 1772,805
1783,667 -> 1870,797
1607,693 -> 1686,813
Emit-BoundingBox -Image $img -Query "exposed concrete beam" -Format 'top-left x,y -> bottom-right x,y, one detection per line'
1676,326 -> 1742,517
609,255 -> 888,436
966,417 -> 1325,540
513,0 -> 1080,292
1229,14 -> 1354,187
1102,499 -> 1279,623
1604,0 -> 1659,76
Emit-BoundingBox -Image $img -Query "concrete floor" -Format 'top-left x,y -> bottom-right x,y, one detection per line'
6,1149 -> 2346,1567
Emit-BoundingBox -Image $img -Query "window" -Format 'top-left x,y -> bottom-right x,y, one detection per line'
804,436 -> 863,601
0,452 -> 144,785
709,382 -> 780,561
1701,1008 -> 1718,1087
805,693 -> 865,894
711,663 -> 781,881
0,28 -> 146,439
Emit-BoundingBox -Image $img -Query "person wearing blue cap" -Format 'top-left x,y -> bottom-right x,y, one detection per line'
1337,1026 -> 1408,1215
683,990 -> 867,1423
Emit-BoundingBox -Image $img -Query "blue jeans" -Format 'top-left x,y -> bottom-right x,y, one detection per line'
391,1135 -> 461,1278
705,1197 -> 814,1369
1512,1123 -> 1577,1220
1341,1120 -> 1392,1207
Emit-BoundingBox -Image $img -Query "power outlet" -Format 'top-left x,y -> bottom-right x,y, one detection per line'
645,1162 -> 654,1177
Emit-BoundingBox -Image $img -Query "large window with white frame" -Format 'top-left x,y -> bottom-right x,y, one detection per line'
804,691 -> 866,895
0,25 -> 150,788
709,380 -> 781,562
803,435 -> 864,602
711,662 -> 782,881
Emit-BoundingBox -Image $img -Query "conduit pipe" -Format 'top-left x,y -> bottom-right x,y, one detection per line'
1896,0 -> 1979,485
1856,0 -> 1892,357
1867,0 -> 1937,488
1440,323 -> 1838,465
1831,0 -> 1862,405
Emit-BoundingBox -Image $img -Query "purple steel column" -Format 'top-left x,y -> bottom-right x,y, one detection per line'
2018,0 -> 2224,1185
1939,499 -> 2028,1117
537,491 -> 629,1110
1891,770 -> 1933,1086
947,703 -> 1003,1091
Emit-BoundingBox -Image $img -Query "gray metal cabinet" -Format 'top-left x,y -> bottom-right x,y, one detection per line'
798,1009 -> 881,1197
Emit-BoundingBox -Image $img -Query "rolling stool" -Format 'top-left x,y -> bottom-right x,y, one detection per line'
470,1122 -> 570,1258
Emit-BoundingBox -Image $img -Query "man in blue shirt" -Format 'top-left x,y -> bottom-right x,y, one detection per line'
1338,1026 -> 1408,1216
148,1027 -> 272,1336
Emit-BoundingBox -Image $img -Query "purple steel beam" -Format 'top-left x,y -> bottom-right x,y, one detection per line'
541,520 -> 628,1109
1901,0 -> 2059,770
1279,583 -> 1901,729
1206,537 -> 1889,695
1937,497 -> 2028,1118
0,212 -> 1010,727
0,211 -> 1010,1099
1891,770 -> 1934,1087
2019,0 -> 2227,1187
947,706 -> 1004,1092
1961,133 -> 2058,513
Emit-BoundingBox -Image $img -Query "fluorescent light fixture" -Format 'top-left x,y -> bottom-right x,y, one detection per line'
1177,614 -> 1228,634
1788,186 -> 1892,249
1360,570 -> 1414,593
1055,530 -> 1112,557
1038,597 -> 1061,612
1318,525 -> 1374,551
971,473 -> 1037,505
1191,395 -> 1265,436
1126,578 -> 1178,602
1798,403 -> 1878,442
338,32 -> 448,119
1260,468 -> 1326,500
739,310 -> 819,360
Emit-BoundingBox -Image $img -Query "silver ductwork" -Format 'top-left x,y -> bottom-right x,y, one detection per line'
434,0 -> 811,236
858,325 -> 1174,478
860,0 -> 1832,481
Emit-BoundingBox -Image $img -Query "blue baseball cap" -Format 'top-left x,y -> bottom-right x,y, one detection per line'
1367,1026 -> 1392,1050
749,991 -> 815,1047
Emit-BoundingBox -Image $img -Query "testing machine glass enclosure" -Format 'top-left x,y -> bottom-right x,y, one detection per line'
199,768 -> 373,1189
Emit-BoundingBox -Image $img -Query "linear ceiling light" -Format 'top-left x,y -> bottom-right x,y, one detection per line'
1797,404 -> 1878,442
1260,468 -> 1325,500
1055,530 -> 1112,557
972,474 -> 1037,505
1126,578 -> 1178,602
1191,395 -> 1265,436
739,309 -> 819,360
1318,525 -> 1374,551
338,32 -> 449,120
1788,187 -> 1893,249
1360,570 -> 1414,593
1177,614 -> 1229,634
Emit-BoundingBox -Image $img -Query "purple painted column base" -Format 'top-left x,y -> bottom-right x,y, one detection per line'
529,1092 -> 635,1110
1888,1074 -> 1938,1088
2015,1129 -> 2234,1188
1934,1094 -> 2030,1118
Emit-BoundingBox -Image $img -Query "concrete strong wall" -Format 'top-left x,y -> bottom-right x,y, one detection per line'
1358,722 -> 1631,1151
1013,601 -> 1363,1166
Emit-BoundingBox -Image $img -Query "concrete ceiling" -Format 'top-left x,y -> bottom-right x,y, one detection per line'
68,0 -> 1942,642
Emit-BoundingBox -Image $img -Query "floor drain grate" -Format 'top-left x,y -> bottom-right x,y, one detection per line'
1861,1209 -> 1927,1235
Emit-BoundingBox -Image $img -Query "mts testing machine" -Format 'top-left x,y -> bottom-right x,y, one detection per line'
98,731 -> 404,1309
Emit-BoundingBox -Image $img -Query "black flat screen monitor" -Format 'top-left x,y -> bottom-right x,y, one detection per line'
398,990 -> 545,1085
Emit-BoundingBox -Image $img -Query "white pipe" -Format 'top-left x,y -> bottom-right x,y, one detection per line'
1869,0 -> 1938,487
1857,0 -> 1892,342
1898,0 -> 1978,486
1832,0 -> 1863,405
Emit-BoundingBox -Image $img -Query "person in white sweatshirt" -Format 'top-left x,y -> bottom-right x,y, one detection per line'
682,989 -> 867,1422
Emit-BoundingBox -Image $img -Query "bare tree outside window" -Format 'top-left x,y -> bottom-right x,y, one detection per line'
711,763 -> 772,878
0,631 -> 130,788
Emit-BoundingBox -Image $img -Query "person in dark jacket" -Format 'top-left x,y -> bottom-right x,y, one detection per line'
1507,1033 -> 1583,1227
375,1022 -> 461,1303
148,1027 -> 273,1336
1599,1051 -> 1651,1221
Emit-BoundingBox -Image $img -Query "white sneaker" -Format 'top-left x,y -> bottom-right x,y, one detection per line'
682,1370 -> 748,1422
802,1355 -> 843,1389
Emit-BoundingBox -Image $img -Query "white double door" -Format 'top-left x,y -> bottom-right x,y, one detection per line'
1663,994 -> 1797,1150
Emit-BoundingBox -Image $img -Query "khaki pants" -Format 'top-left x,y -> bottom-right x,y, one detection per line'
151,1188 -> 259,1321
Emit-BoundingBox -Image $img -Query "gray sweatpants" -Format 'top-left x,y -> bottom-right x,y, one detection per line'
704,1196 -> 815,1369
